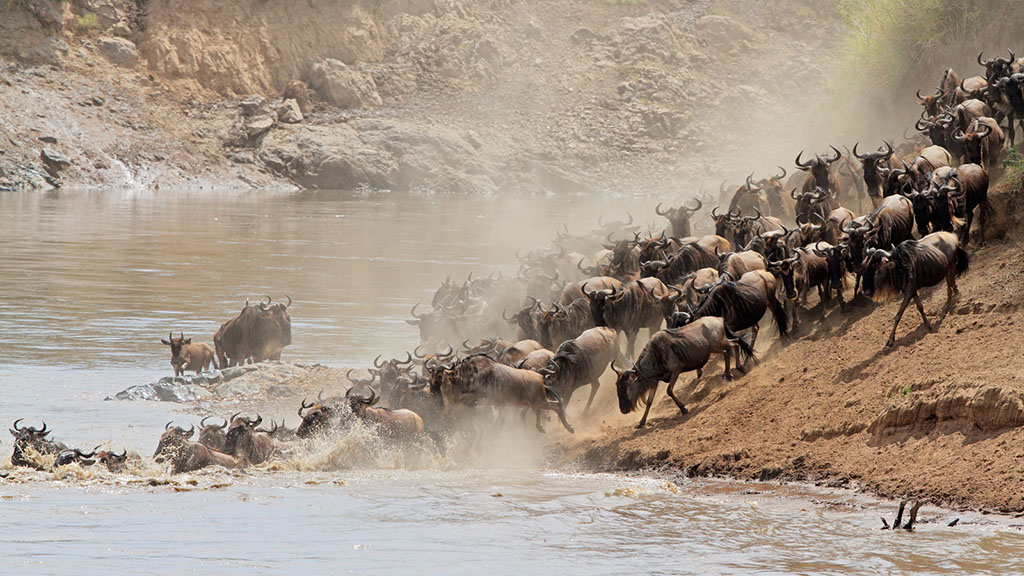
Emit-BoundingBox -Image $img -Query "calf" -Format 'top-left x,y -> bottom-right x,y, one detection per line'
161,332 -> 217,376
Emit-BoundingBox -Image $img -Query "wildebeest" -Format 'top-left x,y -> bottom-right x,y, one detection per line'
767,247 -> 830,327
94,448 -> 140,473
613,317 -> 756,428
54,448 -> 97,468
792,186 -> 841,226
640,241 -> 719,286
860,231 -> 968,347
344,388 -> 426,442
582,277 -> 668,360
197,415 -> 229,451
154,422 -> 239,474
539,326 -> 619,414
503,297 -> 545,342
718,249 -> 767,280
161,332 -> 217,376
223,414 -> 281,465
844,195 -> 915,293
559,276 -> 622,306
810,241 -> 852,307
954,117 -> 1005,168
9,419 -> 67,469
536,298 -> 594,350
296,393 -> 345,439
946,164 -> 991,246
795,147 -> 843,199
496,339 -> 545,367
438,354 -> 574,434
214,296 -> 292,367
517,348 -> 556,372
852,141 -> 896,207
655,198 -> 703,238
681,269 -> 788,348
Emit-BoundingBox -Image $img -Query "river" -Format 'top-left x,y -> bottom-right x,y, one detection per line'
0,189 -> 1020,574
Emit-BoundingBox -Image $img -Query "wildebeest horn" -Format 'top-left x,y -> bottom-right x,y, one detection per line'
38,421 -> 48,436
978,51 -> 986,66
773,165 -> 787,180
711,206 -> 721,218
410,303 -> 427,320
250,414 -> 263,428
790,187 -> 800,200
687,197 -> 703,212
668,285 -> 684,301
186,424 -> 194,437
655,202 -> 669,216
975,124 -> 991,139
283,295 -> 292,309
811,212 -> 827,225
795,150 -> 813,169
373,354 -> 385,368
625,212 -> 633,226
745,171 -> 755,188
165,421 -> 173,431
852,142 -> 865,159
953,128 -> 966,142
581,282 -> 595,298
825,145 -> 841,163
13,418 -> 24,432
610,361 -> 624,376
413,344 -> 428,358
397,351 -> 413,365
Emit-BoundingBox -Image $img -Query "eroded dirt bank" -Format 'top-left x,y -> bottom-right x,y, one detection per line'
0,0 -> 839,193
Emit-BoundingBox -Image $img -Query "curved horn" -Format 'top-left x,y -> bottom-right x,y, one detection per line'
687,197 -> 703,212
397,351 -> 413,365
711,206 -> 721,218
410,303 -> 427,320
852,142 -> 866,159
790,187 -> 800,200
165,421 -> 173,431
283,295 -> 292,309
413,344 -> 428,358
978,51 -> 986,66
12,418 -> 23,432
825,145 -> 841,163
795,150 -> 813,169
655,202 -> 669,216
373,354 -> 384,368
610,361 -> 624,376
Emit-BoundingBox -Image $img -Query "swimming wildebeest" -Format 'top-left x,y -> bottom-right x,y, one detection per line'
9,419 -> 67,470
161,332 -> 217,376
154,422 -> 239,474
860,231 -> 968,347
613,317 -> 756,428
344,388 -> 426,442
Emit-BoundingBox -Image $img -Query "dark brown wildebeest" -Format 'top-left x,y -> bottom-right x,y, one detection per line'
810,241 -> 852,307
823,206 -> 857,245
538,326 -> 619,414
223,414 -> 282,465
754,166 -> 797,220
860,231 -> 968,347
153,422 -> 238,474
9,419 -> 68,470
371,352 -> 415,407
727,174 -> 772,218
655,198 -> 703,238
613,317 -> 756,428
852,141 -> 896,207
214,296 -> 292,367
718,250 -> 767,280
676,268 -> 719,308
640,241 -> 719,286
792,186 -> 841,227
161,332 -> 217,376
296,393 -> 344,439
954,117 -> 1005,168
679,270 -> 788,349
795,147 -> 843,199
503,297 -> 545,342
767,247 -> 830,327
197,415 -> 229,451
945,164 -> 991,246
582,277 -> 668,360
344,388 -> 425,442
843,195 -> 915,293
440,354 -> 574,434
54,448 -> 97,468
537,298 -> 594,350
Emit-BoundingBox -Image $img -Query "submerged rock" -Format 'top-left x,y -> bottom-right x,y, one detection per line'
108,377 -> 211,402
108,362 -> 309,402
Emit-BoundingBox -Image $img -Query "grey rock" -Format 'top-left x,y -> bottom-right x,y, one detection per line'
219,367 -> 246,381
266,384 -> 295,399
308,59 -> 382,109
38,136 -> 57,144
97,36 -> 139,67
227,151 -> 255,164
108,378 -> 210,402
40,148 -> 71,174
275,99 -> 303,123
239,94 -> 270,117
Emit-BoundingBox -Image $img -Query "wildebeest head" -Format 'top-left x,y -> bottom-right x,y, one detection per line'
95,448 -> 131,473
795,147 -> 841,190
915,86 -> 945,116
54,448 -> 97,468
154,422 -> 194,462
198,416 -> 229,451
372,352 -> 414,404
581,281 -> 617,326
860,246 -> 899,302
655,198 -> 702,238
9,419 -> 65,469
852,141 -> 894,190
223,414 -> 263,455
767,253 -> 800,300
711,206 -> 740,240
611,361 -> 647,414
979,49 -> 1016,83
953,122 -> 992,164
161,332 -> 190,361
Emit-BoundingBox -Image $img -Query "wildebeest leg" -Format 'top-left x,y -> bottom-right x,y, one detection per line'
625,329 -> 638,361
912,291 -> 932,331
637,385 -> 659,428
582,379 -> 600,414
722,348 -> 732,380
943,268 -> 956,318
534,407 -> 546,433
886,292 -> 916,347
545,392 -> 574,434
664,371 -> 688,415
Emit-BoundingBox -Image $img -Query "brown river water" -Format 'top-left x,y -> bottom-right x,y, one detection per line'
0,189 -> 1021,574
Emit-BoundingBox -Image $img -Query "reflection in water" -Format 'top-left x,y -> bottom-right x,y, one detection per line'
0,190 -> 1021,574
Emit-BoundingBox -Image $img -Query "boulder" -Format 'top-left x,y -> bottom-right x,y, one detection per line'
308,59 -> 382,109
96,36 -> 139,67
275,99 -> 304,123
239,94 -> 271,117
107,377 -> 211,402
695,15 -> 757,53
40,148 -> 71,175
283,81 -> 313,114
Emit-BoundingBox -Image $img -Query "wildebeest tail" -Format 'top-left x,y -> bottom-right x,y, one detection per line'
955,245 -> 969,277
767,288 -> 788,337
544,385 -> 564,405
724,324 -> 758,366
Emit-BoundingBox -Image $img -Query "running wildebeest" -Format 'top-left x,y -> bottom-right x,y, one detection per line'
539,326 -> 619,414
860,231 -> 968,347
613,317 -> 756,428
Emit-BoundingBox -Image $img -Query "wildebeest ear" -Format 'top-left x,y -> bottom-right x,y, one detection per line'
183,338 -> 192,344
161,339 -> 170,345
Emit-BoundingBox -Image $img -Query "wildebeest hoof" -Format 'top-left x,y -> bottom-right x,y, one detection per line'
635,422 -> 646,429
565,426 -> 575,434
724,373 -> 733,381
536,426 -> 546,433
678,405 -> 688,415
885,340 -> 894,348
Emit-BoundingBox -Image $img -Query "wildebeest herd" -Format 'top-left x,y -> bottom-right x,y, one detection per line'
8,51 -> 1020,476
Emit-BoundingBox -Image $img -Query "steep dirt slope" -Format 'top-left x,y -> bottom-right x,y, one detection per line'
554,180 -> 1024,511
